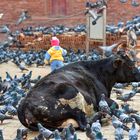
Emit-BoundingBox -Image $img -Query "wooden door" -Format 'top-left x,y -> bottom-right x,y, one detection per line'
51,0 -> 67,17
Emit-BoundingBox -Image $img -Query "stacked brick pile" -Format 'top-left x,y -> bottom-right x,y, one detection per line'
14,32 -> 122,51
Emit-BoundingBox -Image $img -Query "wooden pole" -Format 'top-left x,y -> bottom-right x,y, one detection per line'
86,11 -> 90,56
103,7 -> 106,46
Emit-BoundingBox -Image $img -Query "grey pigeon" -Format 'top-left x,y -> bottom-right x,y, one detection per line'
91,120 -> 101,133
113,83 -> 125,89
112,88 -> 123,95
54,129 -> 62,140
121,104 -> 138,114
95,131 -> 107,140
111,115 -> 130,132
18,64 -> 29,72
73,132 -> 78,140
117,88 -> 138,103
0,25 -> 10,33
65,127 -> 74,140
86,124 -> 96,140
37,123 -> 54,139
99,94 -> 111,115
5,71 -> 12,81
131,82 -> 140,89
16,10 -> 31,25
99,42 -> 122,57
0,129 -> 4,140
13,128 -> 28,140
131,0 -> 139,7
130,114 -> 140,129
33,134 -> 44,140
129,121 -> 138,140
7,104 -> 17,116
114,124 -> 124,140
0,105 -> 8,114
0,112 -> 13,124
67,123 -> 75,135
120,0 -> 127,3
119,112 -> 133,124
13,128 -> 23,140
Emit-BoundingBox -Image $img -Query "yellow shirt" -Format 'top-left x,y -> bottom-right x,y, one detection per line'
47,46 -> 64,62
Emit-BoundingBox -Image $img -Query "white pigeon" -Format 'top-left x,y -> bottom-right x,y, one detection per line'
99,42 -> 122,57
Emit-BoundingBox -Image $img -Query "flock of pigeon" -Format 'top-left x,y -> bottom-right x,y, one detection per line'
1,16 -> 140,38
0,38 -> 140,139
120,0 -> 139,7
0,1 -> 140,139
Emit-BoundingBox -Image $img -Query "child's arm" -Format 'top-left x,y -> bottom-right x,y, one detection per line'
44,52 -> 51,64
62,48 -> 67,56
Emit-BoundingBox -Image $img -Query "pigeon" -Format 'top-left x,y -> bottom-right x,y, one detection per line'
88,111 -> 106,125
91,120 -> 101,133
114,124 -> 124,140
37,123 -> 54,139
0,112 -> 13,124
127,27 -> 137,49
131,0 -> 140,7
0,25 -> 10,33
67,123 -> 76,135
54,129 -> 62,140
98,94 -> 111,115
73,132 -> 78,140
111,115 -> 130,132
86,9 -> 102,25
112,88 -> 123,97
16,10 -> 31,25
130,114 -> 140,129
131,82 -> 140,89
13,128 -> 22,140
6,71 -> 13,80
95,131 -> 107,140
115,124 -> 124,140
18,63 -> 29,72
86,124 -> 96,139
0,129 -> 4,140
117,88 -> 139,103
113,83 -> 125,89
119,111 -> 133,124
65,127 -> 74,140
129,121 -> 138,140
30,75 -> 41,84
0,105 -> 8,114
33,134 -> 44,140
121,104 -> 138,114
7,104 -> 17,116
99,42 -> 123,57
120,0 -> 127,3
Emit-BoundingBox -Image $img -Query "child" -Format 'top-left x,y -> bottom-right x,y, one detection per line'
44,36 -> 67,71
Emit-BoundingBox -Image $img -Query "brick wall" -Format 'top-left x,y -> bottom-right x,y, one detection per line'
0,0 -> 139,41
0,0 -> 139,28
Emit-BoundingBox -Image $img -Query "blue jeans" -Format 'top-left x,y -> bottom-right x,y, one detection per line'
50,60 -> 64,71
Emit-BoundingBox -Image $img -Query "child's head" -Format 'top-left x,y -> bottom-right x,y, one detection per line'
51,36 -> 60,46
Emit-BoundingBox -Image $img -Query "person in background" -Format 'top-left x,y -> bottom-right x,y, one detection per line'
44,36 -> 67,71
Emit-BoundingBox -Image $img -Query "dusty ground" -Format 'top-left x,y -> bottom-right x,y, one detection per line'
0,61 -> 140,140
